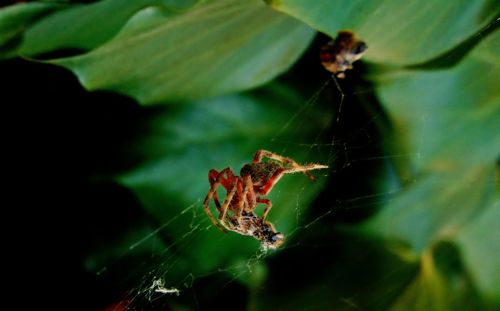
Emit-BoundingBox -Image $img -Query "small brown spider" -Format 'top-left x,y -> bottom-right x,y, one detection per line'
320,30 -> 367,78
203,150 -> 328,249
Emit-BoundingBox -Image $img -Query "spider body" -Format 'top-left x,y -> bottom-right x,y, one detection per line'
240,162 -> 285,195
320,30 -> 367,78
203,150 -> 328,249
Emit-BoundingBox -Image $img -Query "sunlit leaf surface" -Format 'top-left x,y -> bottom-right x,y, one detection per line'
265,0 -> 499,65
49,0 -> 315,104
18,0 -> 202,56
376,30 -> 500,173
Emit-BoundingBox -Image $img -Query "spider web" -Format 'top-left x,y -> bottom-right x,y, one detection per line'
88,21 -> 499,310
88,49 -> 401,311
3,9 -> 496,309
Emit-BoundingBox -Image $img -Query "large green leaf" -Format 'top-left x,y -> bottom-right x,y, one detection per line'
363,168 -> 496,253
456,195 -> 500,304
388,241 -> 486,311
49,0 -> 315,104
112,82 -> 331,284
18,0 -> 202,56
265,0 -> 499,65
375,30 -> 500,173
360,28 -> 500,306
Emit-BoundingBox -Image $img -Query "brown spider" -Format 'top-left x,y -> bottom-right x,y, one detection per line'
203,150 -> 328,249
320,30 -> 367,78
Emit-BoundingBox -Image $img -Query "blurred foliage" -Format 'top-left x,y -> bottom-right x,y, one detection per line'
0,2 -> 59,58
1,0 -> 499,310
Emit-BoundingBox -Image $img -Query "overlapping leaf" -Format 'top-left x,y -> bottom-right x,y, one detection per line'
376,30 -> 500,173
456,196 -> 500,304
48,0 -> 315,104
18,0 -> 202,56
361,29 -> 500,306
265,0 -> 499,65
0,2 -> 58,58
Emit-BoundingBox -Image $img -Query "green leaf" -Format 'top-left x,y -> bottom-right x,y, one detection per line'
265,0 -> 499,65
0,2 -> 58,58
363,168 -> 497,253
456,195 -> 500,304
389,242 -> 485,311
376,29 -> 500,173
49,0 -> 315,104
18,0 -> 203,56
115,83 -> 331,281
360,29 -> 500,305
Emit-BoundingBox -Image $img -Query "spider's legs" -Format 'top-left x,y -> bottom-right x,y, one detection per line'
253,150 -> 327,181
218,180 -> 238,231
259,163 -> 329,196
253,150 -> 297,166
259,168 -> 287,196
208,169 -> 227,212
257,198 -> 272,222
209,168 -> 235,189
204,168 -> 234,232
203,192 -> 226,232
209,168 -> 238,210
281,164 -> 329,175
245,176 -> 257,210
243,179 -> 272,223
236,175 -> 254,225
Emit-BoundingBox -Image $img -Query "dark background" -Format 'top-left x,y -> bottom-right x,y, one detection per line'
3,35 -> 391,310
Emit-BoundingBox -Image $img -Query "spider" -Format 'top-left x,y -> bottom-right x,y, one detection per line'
203,150 -> 328,249
320,30 -> 367,78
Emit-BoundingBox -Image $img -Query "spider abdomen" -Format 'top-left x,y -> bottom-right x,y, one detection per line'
240,162 -> 281,186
